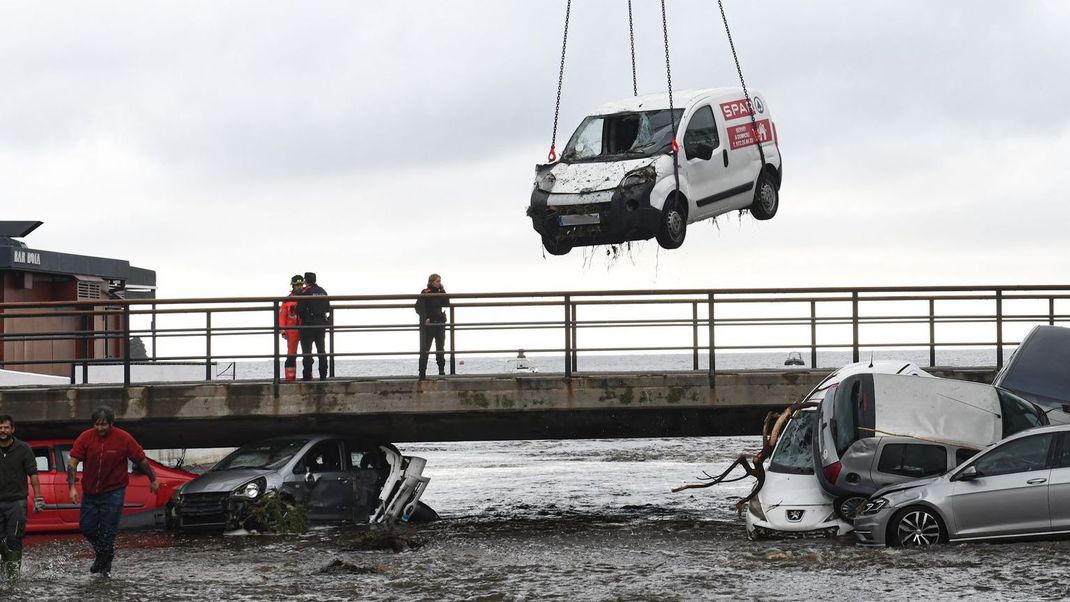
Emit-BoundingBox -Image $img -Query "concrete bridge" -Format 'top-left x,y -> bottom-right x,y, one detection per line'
0,367 -> 996,448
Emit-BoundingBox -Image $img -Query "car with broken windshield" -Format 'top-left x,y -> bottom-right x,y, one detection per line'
854,423 -> 1070,546
173,435 -> 434,531
528,87 -> 782,255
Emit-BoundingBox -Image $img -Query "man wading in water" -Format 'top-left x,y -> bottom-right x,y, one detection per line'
67,406 -> 158,577
0,415 -> 44,580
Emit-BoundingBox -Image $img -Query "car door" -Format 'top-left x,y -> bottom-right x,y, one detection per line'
123,459 -> 155,515
1049,432 -> 1070,530
29,446 -> 63,531
299,439 -> 356,522
681,105 -> 737,218
55,446 -> 83,525
950,433 -> 1054,539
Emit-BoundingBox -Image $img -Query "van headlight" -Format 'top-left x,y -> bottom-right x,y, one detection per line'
619,166 -> 655,189
232,477 -> 267,499
535,171 -> 556,192
748,498 -> 767,521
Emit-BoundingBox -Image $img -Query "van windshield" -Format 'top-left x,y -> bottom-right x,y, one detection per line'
769,411 -> 816,474
561,109 -> 683,163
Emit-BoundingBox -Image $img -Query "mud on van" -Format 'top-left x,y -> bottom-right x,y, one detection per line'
528,87 -> 782,255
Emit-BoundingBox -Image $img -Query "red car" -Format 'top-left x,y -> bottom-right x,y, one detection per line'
26,439 -> 196,533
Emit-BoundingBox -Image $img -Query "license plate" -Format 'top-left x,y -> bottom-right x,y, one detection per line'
557,214 -> 600,226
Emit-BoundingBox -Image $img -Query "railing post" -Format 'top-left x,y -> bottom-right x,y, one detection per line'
82,312 -> 90,385
996,289 -> 1004,369
929,298 -> 936,368
150,302 -> 157,361
571,302 -> 578,373
810,300 -> 817,369
564,295 -> 572,378
1050,297 -> 1055,326
205,311 -> 212,381
692,301 -> 699,371
851,291 -> 860,363
448,306 -> 456,375
707,293 -> 716,377
272,301 -> 280,398
122,303 -> 131,386
328,317 -> 336,378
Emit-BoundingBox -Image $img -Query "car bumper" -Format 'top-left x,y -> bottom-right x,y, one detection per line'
745,506 -> 852,539
853,509 -> 896,546
175,492 -> 247,531
529,183 -> 660,246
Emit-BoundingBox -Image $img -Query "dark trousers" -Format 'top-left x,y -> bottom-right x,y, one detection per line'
419,323 -> 446,375
0,499 -> 26,553
80,488 -> 125,556
301,326 -> 328,380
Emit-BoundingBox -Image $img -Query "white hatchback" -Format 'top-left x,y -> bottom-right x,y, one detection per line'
529,87 -> 782,255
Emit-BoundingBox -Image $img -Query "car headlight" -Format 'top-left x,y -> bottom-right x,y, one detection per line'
535,171 -> 556,192
748,498 -> 767,522
619,166 -> 655,189
231,477 -> 266,499
860,497 -> 888,515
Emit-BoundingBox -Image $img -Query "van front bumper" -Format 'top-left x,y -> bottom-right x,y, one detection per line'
529,182 -> 660,247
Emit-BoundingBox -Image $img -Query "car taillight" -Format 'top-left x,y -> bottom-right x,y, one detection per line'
822,461 -> 842,484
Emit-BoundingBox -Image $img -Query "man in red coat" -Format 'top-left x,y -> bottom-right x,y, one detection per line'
67,406 -> 158,577
279,274 -> 304,381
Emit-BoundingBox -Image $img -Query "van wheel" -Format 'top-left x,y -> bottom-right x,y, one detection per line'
656,197 -> 687,249
750,173 -> 778,220
542,236 -> 572,256
834,495 -> 867,522
891,506 -> 946,546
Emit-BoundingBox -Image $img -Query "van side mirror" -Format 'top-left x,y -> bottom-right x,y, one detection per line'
305,468 -> 317,487
954,465 -> 981,482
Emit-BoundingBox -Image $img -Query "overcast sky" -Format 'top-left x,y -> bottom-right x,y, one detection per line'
3,1 -> 1069,299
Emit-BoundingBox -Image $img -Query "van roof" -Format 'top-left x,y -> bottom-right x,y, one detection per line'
590,87 -> 756,115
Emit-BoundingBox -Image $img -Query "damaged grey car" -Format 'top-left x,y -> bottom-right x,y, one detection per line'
174,435 -> 434,531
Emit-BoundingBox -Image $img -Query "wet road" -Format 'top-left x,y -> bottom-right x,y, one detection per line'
10,437 -> 1070,601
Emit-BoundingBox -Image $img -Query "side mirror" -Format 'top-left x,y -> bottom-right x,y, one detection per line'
954,465 -> 981,482
305,469 -> 317,487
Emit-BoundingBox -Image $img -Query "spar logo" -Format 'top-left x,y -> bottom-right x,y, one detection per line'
719,97 -> 765,121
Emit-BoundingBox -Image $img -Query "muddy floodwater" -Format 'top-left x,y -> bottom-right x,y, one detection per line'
10,437 -> 1070,601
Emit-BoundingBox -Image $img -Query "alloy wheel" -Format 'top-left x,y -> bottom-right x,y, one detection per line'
896,509 -> 942,546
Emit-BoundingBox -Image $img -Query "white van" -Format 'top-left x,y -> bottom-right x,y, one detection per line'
528,87 -> 782,255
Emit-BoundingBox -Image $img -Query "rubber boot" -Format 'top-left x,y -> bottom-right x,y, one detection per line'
2,550 -> 21,581
100,552 -> 114,577
284,367 -> 296,382
90,551 -> 105,574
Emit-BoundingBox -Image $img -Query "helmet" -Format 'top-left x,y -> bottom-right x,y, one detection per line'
290,274 -> 304,286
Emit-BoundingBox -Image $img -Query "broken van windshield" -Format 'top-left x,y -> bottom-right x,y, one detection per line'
213,438 -> 309,471
561,109 -> 684,162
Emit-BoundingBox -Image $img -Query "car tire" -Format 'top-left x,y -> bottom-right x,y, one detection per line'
749,171 -> 778,220
655,196 -> 687,249
834,495 -> 867,522
542,236 -> 572,256
890,506 -> 946,547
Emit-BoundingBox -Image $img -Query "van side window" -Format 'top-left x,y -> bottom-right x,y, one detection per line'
302,441 -> 343,473
877,443 -> 948,478
683,106 -> 719,161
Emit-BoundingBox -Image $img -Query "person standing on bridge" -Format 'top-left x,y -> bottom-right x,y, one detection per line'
415,273 -> 450,380
67,406 -> 158,577
0,415 -> 44,581
297,271 -> 331,380
279,274 -> 304,382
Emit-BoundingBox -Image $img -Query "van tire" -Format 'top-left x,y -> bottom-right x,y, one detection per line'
656,197 -> 687,249
542,236 -> 572,256
750,173 -> 779,220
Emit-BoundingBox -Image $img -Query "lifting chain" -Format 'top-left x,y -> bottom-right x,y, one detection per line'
547,0 -> 572,163
660,0 -> 681,197
717,0 -> 767,171
627,0 -> 637,96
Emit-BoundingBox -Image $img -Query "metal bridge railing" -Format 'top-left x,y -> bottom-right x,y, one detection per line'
1,285 -> 1068,390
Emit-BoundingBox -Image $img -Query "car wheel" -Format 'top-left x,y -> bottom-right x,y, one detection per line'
542,236 -> 572,256
750,172 -> 778,220
834,495 -> 867,522
655,197 -> 687,249
892,506 -> 946,547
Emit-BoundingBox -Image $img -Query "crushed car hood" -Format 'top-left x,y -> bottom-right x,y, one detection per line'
182,469 -> 273,495
545,157 -> 656,194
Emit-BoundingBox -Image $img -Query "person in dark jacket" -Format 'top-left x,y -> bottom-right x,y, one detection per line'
0,415 -> 44,581
296,271 -> 331,380
415,273 -> 450,379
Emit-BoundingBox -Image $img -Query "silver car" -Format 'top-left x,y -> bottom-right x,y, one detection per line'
174,434 -> 432,531
854,423 -> 1070,546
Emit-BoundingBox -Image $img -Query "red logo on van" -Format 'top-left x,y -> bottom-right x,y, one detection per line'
720,99 -> 755,121
728,118 -> 773,150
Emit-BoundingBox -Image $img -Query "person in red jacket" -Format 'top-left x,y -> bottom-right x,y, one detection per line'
67,406 -> 157,577
279,274 -> 304,381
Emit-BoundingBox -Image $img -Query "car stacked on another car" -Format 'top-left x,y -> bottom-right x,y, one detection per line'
174,434 -> 434,531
